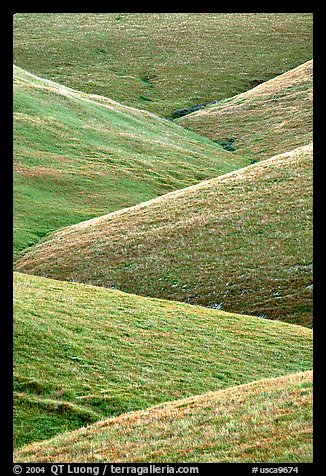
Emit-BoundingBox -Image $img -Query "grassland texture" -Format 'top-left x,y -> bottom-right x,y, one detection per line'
180,60 -> 313,161
13,13 -> 313,117
14,272 -> 312,448
14,371 -> 312,463
16,144 -> 313,326
13,66 -> 247,258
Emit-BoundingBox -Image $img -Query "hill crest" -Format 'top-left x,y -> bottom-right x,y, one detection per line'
15,143 -> 313,326
180,60 -> 313,160
14,370 -> 313,463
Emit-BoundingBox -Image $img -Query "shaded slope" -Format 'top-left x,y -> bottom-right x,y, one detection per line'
13,13 -> 312,117
16,144 -> 313,326
14,66 -> 246,258
13,272 -> 312,448
180,60 -> 313,160
14,371 -> 313,463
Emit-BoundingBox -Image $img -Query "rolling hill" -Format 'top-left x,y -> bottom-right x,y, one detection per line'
15,143 -> 313,326
14,272 -> 312,448
14,371 -> 312,463
13,13 -> 312,117
13,13 -> 314,465
14,65 -> 248,258
179,60 -> 313,161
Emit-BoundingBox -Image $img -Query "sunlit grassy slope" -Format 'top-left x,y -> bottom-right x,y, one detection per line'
14,371 -> 312,463
16,144 -> 313,326
13,66 -> 247,258
14,272 -> 312,448
180,60 -> 313,161
13,13 -> 312,117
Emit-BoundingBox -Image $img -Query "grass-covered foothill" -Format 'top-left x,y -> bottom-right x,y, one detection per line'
14,272 -> 312,448
14,66 -> 247,258
13,13 -> 314,465
14,371 -> 312,463
16,144 -> 313,327
180,60 -> 313,161
13,13 -> 312,117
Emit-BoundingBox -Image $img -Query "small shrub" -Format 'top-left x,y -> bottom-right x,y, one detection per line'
214,138 -> 236,152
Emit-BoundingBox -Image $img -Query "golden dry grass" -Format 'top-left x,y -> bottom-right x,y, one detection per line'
14,371 -> 312,463
13,14 -> 314,464
180,60 -> 313,160
15,144 -> 313,326
14,271 -> 312,448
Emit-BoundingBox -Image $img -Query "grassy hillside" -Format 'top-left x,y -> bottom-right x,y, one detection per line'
13,13 -> 313,117
13,272 -> 312,448
180,60 -> 313,161
16,144 -> 313,326
14,371 -> 312,463
13,66 -> 247,258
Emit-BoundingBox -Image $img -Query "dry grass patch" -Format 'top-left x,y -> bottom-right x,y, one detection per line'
16,144 -> 313,326
14,371 -> 312,463
180,61 -> 312,160
13,272 -> 312,448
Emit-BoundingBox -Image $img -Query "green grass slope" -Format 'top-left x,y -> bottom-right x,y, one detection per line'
13,13 -> 312,117
14,272 -> 312,448
13,66 -> 248,258
180,60 -> 313,161
16,144 -> 313,326
14,371 -> 312,463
